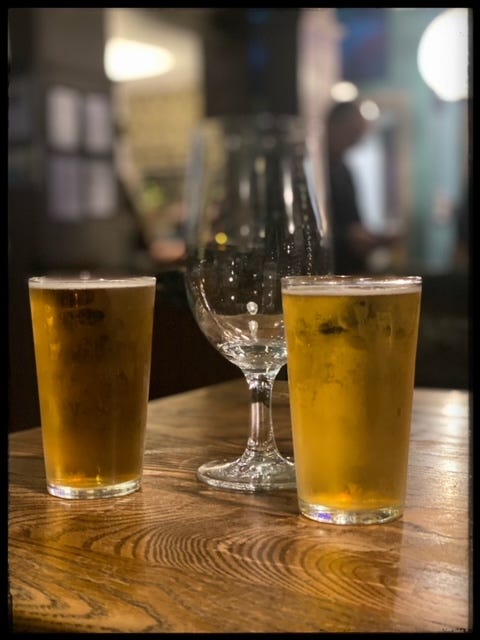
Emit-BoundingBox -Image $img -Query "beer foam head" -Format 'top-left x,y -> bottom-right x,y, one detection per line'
281,276 -> 422,296
29,275 -> 156,289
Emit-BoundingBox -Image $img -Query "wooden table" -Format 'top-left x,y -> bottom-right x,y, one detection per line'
8,380 -> 471,633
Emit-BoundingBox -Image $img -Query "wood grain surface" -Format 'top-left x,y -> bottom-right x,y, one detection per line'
8,381 -> 471,633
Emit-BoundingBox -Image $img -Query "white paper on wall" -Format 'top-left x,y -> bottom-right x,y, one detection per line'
46,86 -> 82,151
47,155 -> 84,221
84,159 -> 117,219
84,93 -> 113,154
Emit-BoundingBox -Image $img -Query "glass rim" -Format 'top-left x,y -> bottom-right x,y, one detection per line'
281,275 -> 422,291
28,275 -> 157,289
193,112 -> 307,139
196,112 -> 304,125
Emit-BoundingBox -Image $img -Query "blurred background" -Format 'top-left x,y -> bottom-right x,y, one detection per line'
8,8 -> 471,431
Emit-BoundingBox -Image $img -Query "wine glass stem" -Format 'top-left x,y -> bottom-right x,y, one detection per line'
244,372 -> 280,454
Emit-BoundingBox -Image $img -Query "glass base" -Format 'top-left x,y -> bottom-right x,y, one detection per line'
298,498 -> 403,525
197,450 -> 296,492
47,478 -> 141,500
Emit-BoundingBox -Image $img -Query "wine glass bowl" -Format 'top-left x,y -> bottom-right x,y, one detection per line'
184,113 -> 331,492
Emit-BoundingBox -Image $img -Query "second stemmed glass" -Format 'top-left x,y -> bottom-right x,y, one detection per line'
184,113 -> 332,492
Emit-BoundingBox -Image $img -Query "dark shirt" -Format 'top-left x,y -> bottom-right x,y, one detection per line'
328,157 -> 366,274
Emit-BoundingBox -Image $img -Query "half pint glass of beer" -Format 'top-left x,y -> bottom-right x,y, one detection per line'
28,275 -> 156,499
281,275 -> 422,525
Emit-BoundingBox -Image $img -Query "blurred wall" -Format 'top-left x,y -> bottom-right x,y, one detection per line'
338,7 -> 469,274
391,8 -> 467,273
8,8 -> 470,432
8,8 -> 136,274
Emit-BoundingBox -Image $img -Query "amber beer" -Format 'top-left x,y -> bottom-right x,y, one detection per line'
282,276 -> 422,525
29,276 -> 156,499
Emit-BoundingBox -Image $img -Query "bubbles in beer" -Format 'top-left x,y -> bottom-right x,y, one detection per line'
318,322 -> 346,335
59,290 -> 94,308
62,307 -> 105,328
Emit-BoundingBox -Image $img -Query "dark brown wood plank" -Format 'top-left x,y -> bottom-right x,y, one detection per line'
8,381 -> 471,633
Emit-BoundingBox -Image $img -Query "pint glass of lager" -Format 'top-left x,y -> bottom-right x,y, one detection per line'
281,275 -> 422,525
28,275 -> 156,499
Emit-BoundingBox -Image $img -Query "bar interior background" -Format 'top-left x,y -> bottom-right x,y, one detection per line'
8,8 -> 470,432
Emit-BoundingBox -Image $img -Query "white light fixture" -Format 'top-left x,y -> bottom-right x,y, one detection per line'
330,81 -> 359,103
104,37 -> 175,82
417,8 -> 469,102
359,99 -> 380,121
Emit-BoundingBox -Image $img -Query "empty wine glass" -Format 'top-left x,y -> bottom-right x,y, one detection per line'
184,113 -> 332,492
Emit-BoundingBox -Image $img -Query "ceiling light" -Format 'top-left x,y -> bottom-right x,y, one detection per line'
359,100 -> 380,121
417,9 -> 469,102
104,37 -> 175,82
330,81 -> 359,103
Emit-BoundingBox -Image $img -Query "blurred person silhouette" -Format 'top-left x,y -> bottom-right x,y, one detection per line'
326,99 -> 399,274
148,198 -> 186,268
114,120 -> 186,271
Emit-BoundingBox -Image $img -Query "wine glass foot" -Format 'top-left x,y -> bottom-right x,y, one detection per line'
197,449 -> 296,492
